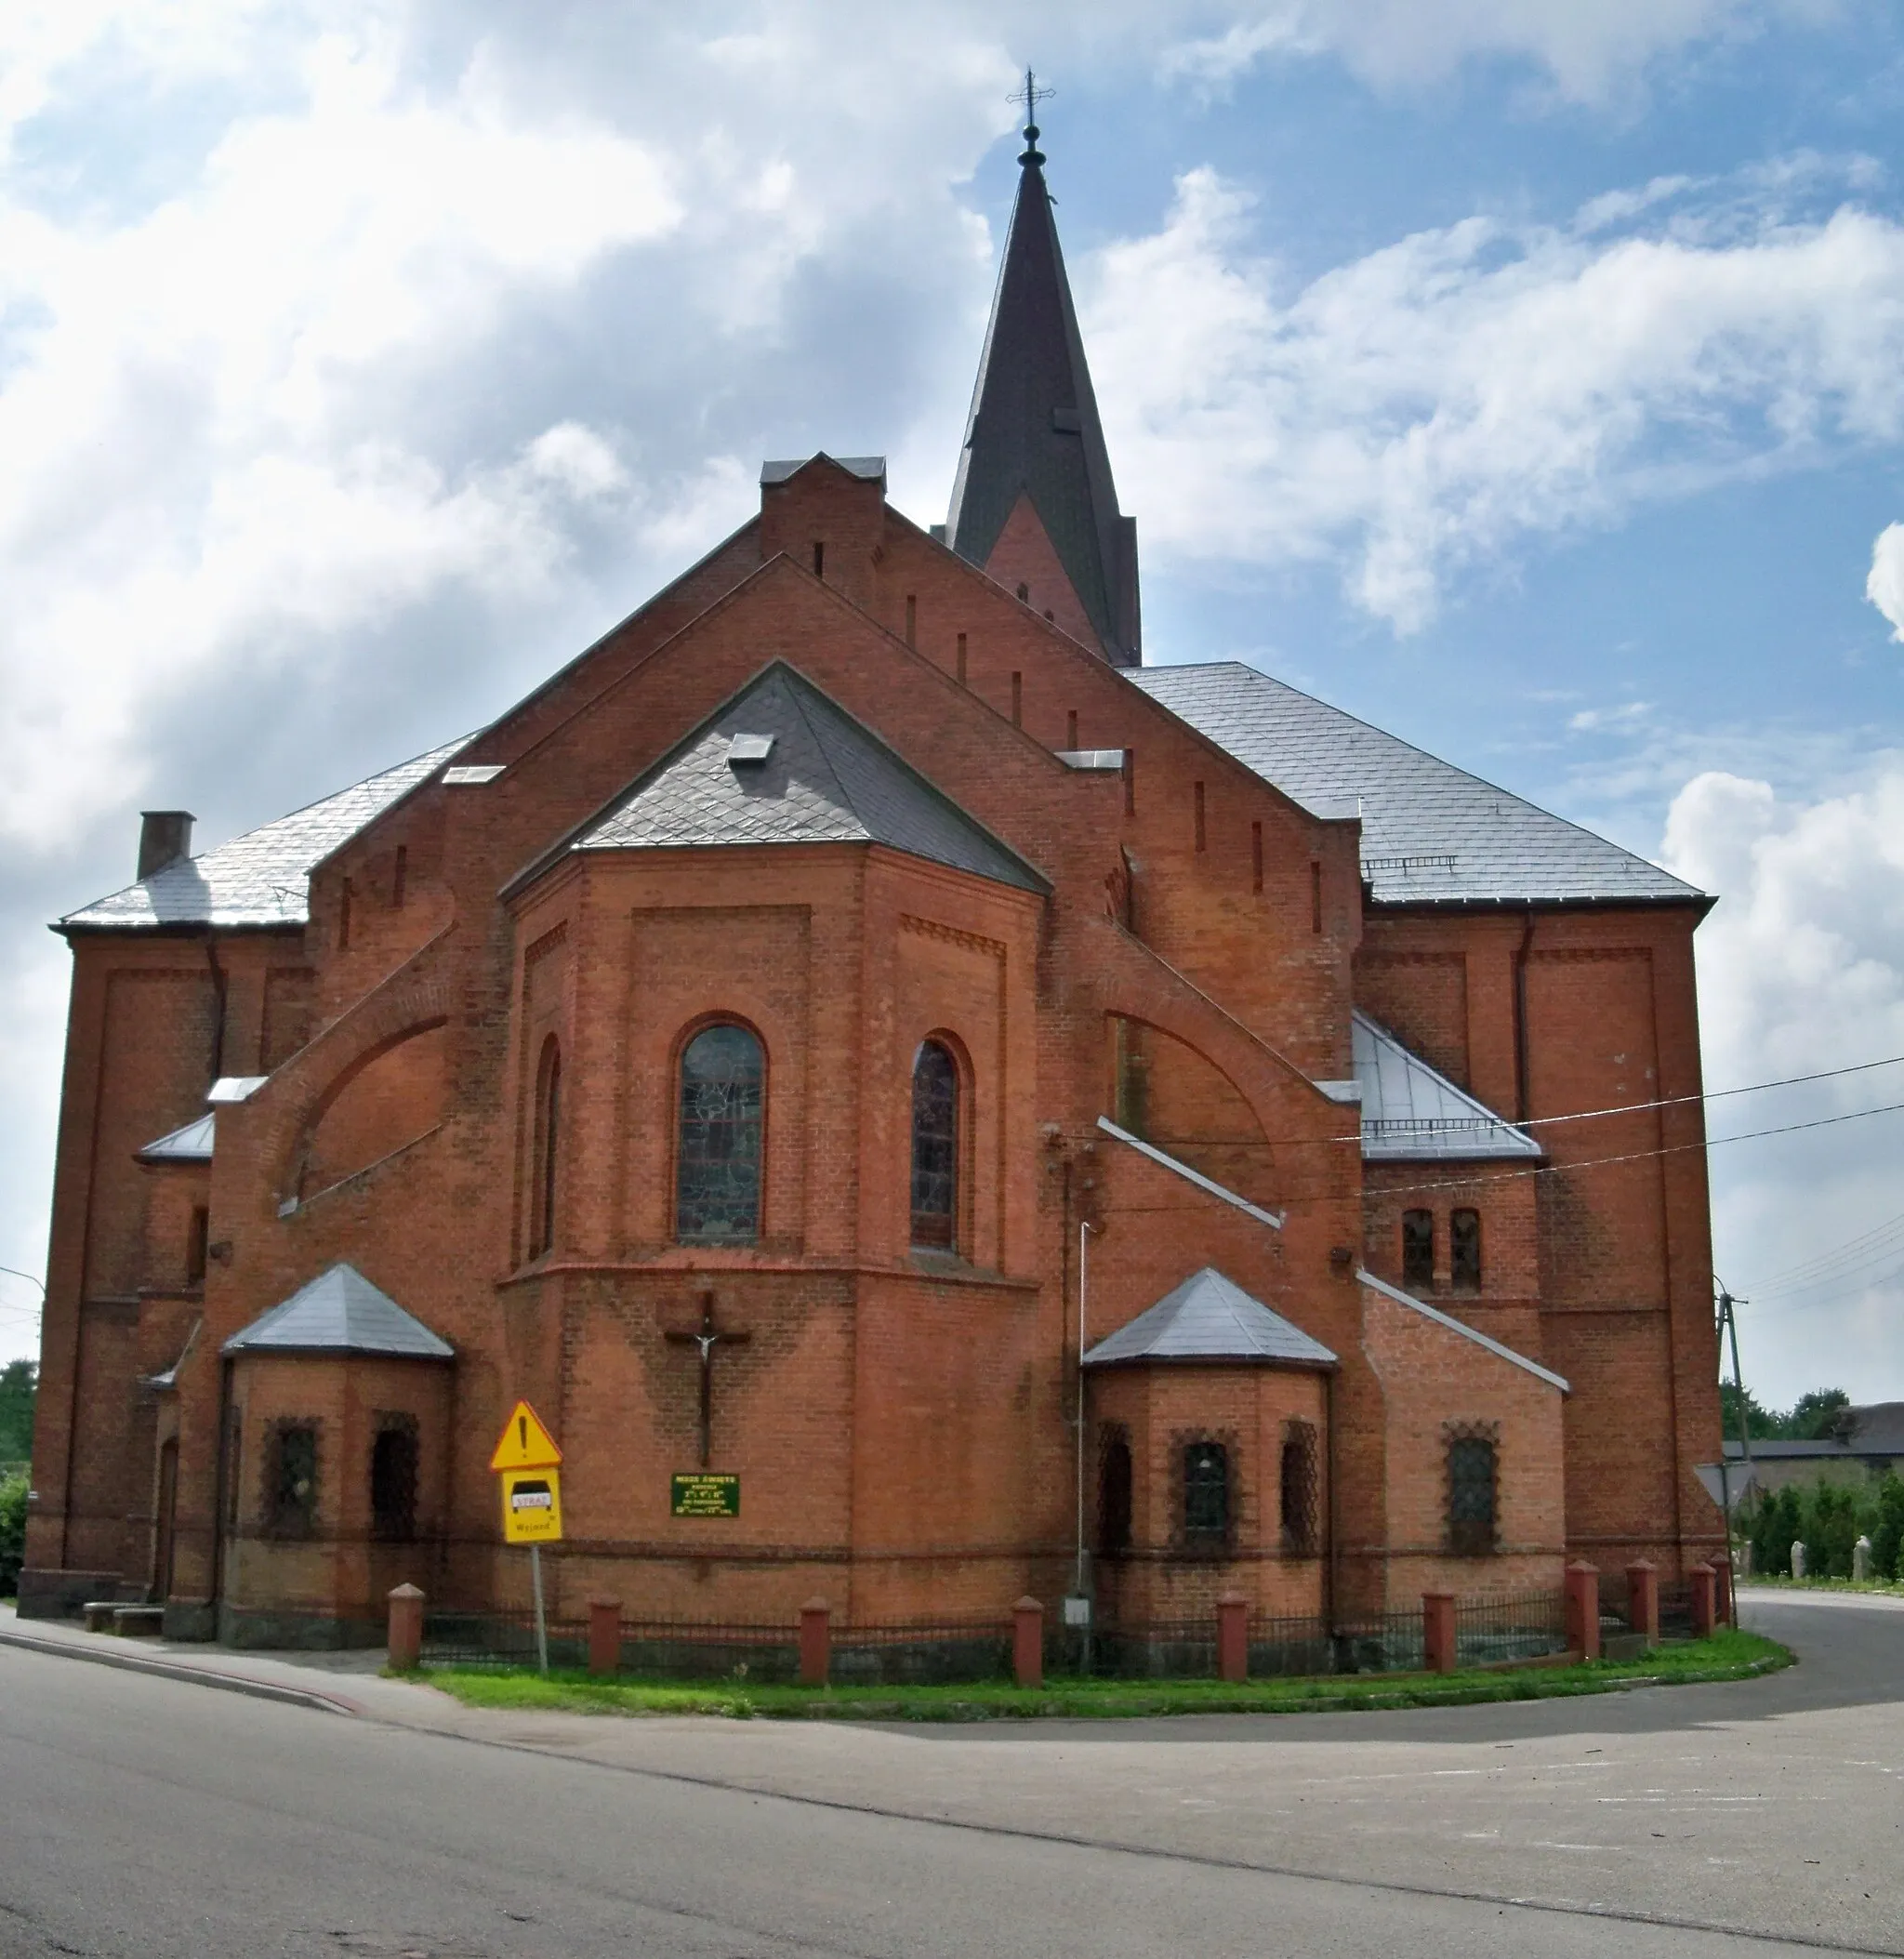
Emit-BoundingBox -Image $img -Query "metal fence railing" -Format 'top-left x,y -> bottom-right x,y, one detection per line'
1452,1589 -> 1568,1667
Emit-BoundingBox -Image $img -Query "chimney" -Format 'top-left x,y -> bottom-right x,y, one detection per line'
138,810 -> 194,880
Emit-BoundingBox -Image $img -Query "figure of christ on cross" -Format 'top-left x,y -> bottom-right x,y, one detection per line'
665,1291 -> 750,1468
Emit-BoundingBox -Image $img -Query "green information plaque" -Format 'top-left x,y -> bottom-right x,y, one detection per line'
671,1473 -> 740,1517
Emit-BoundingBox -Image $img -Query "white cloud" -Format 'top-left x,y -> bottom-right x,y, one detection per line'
1866,520 -> 1904,638
1084,165 -> 1904,630
1662,766 -> 1904,1402
1163,0 -> 1831,103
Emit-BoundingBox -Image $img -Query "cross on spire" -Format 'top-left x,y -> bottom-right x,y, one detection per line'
1011,67 -> 1054,165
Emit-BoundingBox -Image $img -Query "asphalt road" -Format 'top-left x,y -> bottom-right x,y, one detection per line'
1,1591 -> 1898,1959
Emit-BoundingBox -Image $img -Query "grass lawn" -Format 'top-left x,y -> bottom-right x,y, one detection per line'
416,1627 -> 1790,1722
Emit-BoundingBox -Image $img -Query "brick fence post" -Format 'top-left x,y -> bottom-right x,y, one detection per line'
1564,1561 -> 1600,1661
1012,1595 -> 1043,1689
1690,1561 -> 1716,1638
1712,1556 -> 1733,1624
799,1596 -> 831,1688
387,1583 -> 424,1672
1625,1560 -> 1659,1648
588,1598 -> 621,1677
1216,1591 -> 1248,1683
1422,1591 -> 1457,1674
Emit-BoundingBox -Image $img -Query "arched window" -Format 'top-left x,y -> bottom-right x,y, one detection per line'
1450,1208 -> 1482,1292
677,1024 -> 765,1243
910,1039 -> 959,1249
1280,1420 -> 1319,1557
1402,1208 -> 1435,1290
1098,1434 -> 1132,1555
1448,1433 -> 1499,1555
530,1035 -> 562,1258
1183,1440 -> 1230,1549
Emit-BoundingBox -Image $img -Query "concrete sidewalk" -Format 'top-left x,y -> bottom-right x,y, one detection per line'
0,1602 -> 446,1720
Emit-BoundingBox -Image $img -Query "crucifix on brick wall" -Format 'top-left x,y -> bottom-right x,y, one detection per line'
665,1291 -> 750,1468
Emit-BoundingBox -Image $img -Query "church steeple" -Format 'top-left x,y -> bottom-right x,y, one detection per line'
945,81 -> 1141,668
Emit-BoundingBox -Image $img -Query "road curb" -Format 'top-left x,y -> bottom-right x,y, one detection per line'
0,1622 -> 364,1716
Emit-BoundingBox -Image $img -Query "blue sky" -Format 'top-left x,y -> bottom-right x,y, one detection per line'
5,1 -> 1904,1405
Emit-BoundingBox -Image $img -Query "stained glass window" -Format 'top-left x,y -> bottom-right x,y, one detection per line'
1448,1434 -> 1498,1555
910,1039 -> 959,1249
1402,1208 -> 1435,1290
677,1024 -> 765,1243
1183,1440 -> 1229,1547
1450,1208 -> 1482,1292
371,1423 -> 418,1542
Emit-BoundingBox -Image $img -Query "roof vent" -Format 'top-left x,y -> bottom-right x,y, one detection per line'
727,734 -> 775,767
138,811 -> 194,880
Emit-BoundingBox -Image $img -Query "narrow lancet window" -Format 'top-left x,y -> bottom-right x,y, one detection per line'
1402,1208 -> 1435,1290
1450,1209 -> 1482,1292
1183,1440 -> 1230,1548
910,1039 -> 959,1250
530,1035 -> 561,1258
1448,1433 -> 1499,1555
677,1024 -> 765,1243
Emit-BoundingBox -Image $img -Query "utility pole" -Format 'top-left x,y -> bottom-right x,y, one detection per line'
1715,1286 -> 1756,1576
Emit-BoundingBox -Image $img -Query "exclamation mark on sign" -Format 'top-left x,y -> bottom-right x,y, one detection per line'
519,1415 -> 527,1452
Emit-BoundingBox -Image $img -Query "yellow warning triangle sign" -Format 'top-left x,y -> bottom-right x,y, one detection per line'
489,1399 -> 562,1472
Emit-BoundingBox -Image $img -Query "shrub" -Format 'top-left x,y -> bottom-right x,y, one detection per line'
0,1471 -> 26,1598
1752,1485 -> 1803,1577
1807,1483 -> 1863,1579
1870,1475 -> 1904,1582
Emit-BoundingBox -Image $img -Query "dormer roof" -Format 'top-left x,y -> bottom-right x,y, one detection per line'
222,1263 -> 453,1360
1084,1266 -> 1337,1370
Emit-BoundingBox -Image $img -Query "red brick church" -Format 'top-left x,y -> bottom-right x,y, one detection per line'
20,117 -> 1725,1643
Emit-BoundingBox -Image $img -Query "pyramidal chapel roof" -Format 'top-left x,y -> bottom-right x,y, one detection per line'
1085,1266 -> 1338,1370
565,663 -> 1047,893
223,1263 -> 453,1359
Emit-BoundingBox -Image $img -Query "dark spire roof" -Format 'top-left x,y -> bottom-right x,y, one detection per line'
945,116 -> 1140,667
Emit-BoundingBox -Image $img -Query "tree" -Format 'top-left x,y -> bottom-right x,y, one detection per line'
0,1472 -> 24,1597
1720,1381 -> 1781,1439
1786,1388 -> 1851,1440
0,1359 -> 33,1465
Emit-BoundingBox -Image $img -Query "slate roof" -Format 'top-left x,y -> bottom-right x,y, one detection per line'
136,1114 -> 216,1164
760,455 -> 886,485
1724,1401 -> 1904,1461
567,663 -> 1048,892
1132,662 -> 1702,907
1354,1013 -> 1539,1160
60,737 -> 471,932
1084,1266 -> 1337,1370
222,1263 -> 453,1359
945,134 -> 1139,664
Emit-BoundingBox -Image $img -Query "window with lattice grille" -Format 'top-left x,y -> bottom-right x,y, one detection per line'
1183,1440 -> 1230,1548
1098,1433 -> 1132,1555
1280,1420 -> 1320,1556
1447,1431 -> 1499,1555
267,1423 -> 318,1539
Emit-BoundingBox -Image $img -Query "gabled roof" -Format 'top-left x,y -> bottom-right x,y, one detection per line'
945,126 -> 1138,665
1132,662 -> 1703,908
60,737 -> 471,932
136,1113 -> 216,1164
566,662 -> 1048,893
1084,1266 -> 1337,1370
1354,1013 -> 1539,1160
222,1263 -> 453,1359
760,455 -> 885,485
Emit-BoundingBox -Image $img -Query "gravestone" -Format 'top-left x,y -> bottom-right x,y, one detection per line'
1791,1541 -> 1807,1580
1854,1535 -> 1873,1582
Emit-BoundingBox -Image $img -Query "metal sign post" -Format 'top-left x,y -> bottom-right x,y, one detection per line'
490,1401 -> 564,1676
